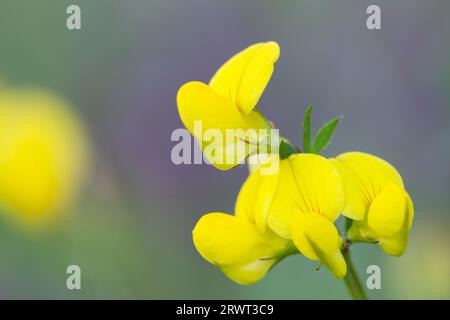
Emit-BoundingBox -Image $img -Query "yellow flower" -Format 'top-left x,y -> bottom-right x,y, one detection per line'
331,152 -> 414,256
0,88 -> 89,228
193,153 -> 348,282
265,153 -> 347,278
177,41 -> 280,170
192,160 -> 294,285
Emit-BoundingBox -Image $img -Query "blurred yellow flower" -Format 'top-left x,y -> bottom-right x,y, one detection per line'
331,152 -> 414,256
0,87 -> 89,228
177,41 -> 280,170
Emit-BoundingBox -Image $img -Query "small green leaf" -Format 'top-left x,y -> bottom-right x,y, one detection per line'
311,116 -> 342,154
302,104 -> 313,153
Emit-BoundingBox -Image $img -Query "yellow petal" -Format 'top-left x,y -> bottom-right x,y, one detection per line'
177,81 -> 267,170
267,154 -> 344,238
177,81 -> 249,133
378,232 -> 409,257
235,155 -> 280,232
368,184 -> 413,256
209,41 -> 280,114
330,159 -> 368,220
192,212 -> 290,285
405,190 -> 414,230
367,183 -> 408,238
347,184 -> 414,256
332,152 -> 404,220
247,153 -> 275,174
291,213 -> 347,278
288,154 -> 345,222
266,158 -> 301,238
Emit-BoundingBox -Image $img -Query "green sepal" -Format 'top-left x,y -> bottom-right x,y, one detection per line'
279,138 -> 298,160
344,217 -> 353,234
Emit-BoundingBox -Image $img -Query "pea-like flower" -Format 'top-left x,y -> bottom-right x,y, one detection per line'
0,87 -> 89,228
331,152 -> 414,256
264,154 -> 347,279
177,41 -> 280,170
193,153 -> 348,283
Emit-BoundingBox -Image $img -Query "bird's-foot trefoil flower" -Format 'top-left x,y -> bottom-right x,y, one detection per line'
177,41 -> 280,170
180,42 -> 414,299
331,152 -> 414,256
254,153 -> 347,278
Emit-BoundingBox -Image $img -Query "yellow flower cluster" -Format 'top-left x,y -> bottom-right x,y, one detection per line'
177,42 -> 413,285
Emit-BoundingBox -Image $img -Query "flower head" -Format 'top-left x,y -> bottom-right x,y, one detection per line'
331,152 -> 414,256
265,154 -> 347,278
183,42 -> 414,294
177,42 -> 280,170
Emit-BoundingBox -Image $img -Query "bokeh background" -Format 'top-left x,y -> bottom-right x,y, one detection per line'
0,0 -> 449,299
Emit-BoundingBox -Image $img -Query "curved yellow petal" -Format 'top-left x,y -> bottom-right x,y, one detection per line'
209,41 -> 280,114
378,233 -> 409,257
333,152 -> 404,220
291,213 -> 347,278
247,153 -> 276,174
330,159 -> 368,220
405,190 -> 414,230
177,81 -> 250,133
288,154 -> 345,222
235,168 -> 259,224
192,212 -> 291,285
367,183 -> 408,238
235,156 -> 280,232
347,184 -> 414,256
266,158 -> 301,239
267,154 -> 344,239
334,152 -> 413,256
177,81 -> 267,170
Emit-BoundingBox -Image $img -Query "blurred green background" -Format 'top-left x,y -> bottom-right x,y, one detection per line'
0,0 -> 449,299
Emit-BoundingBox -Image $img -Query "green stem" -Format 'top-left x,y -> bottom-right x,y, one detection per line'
342,247 -> 368,300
